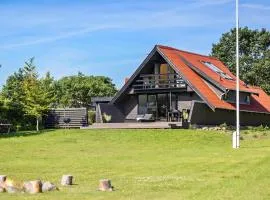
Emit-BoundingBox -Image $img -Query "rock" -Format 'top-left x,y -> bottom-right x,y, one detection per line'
202,127 -> 208,130
98,179 -> 113,191
23,180 -> 42,194
61,175 -> 73,186
42,181 -> 57,192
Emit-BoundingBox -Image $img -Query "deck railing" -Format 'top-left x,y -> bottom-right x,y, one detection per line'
132,73 -> 186,91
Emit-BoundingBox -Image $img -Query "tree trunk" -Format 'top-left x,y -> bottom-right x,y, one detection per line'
36,117 -> 39,132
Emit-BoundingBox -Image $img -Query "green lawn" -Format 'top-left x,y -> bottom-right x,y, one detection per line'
0,128 -> 270,200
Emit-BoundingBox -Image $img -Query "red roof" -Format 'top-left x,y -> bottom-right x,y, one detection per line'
157,45 -> 270,113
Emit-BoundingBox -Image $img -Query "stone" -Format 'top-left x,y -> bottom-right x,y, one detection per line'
61,175 -> 73,186
202,127 -> 208,130
42,181 -> 57,192
98,179 -> 113,191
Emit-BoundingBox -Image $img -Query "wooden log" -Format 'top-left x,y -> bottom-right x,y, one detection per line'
23,180 -> 42,194
98,179 -> 113,191
0,186 -> 5,193
4,179 -> 23,193
61,175 -> 73,186
0,175 -> 7,183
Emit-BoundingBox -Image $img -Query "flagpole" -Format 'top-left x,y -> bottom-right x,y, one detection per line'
235,0 -> 240,148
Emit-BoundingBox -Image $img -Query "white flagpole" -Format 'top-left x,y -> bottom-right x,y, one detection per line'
235,0 -> 240,148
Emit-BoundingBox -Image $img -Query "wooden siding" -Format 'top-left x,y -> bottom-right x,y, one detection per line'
45,108 -> 88,128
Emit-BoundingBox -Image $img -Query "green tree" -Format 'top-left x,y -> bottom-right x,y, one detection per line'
21,59 -> 55,131
55,72 -> 117,107
211,27 -> 270,94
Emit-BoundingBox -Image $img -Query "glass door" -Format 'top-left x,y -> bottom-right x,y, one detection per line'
157,94 -> 168,120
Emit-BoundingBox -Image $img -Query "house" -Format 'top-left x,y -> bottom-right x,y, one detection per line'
96,45 -> 270,126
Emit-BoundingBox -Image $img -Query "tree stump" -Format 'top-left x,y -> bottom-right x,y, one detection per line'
0,175 -> 7,183
98,179 -> 113,191
42,181 -> 57,192
4,179 -> 23,193
61,175 -> 73,186
23,180 -> 42,194
0,186 -> 5,193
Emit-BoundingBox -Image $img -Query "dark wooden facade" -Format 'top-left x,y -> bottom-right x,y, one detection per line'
45,108 -> 88,128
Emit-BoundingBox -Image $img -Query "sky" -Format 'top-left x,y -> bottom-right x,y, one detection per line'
0,0 -> 269,88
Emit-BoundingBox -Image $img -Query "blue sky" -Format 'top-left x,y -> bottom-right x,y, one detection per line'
0,0 -> 269,88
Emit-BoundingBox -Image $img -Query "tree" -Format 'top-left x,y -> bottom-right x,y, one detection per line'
211,27 -> 270,94
55,72 -> 117,108
21,59 -> 55,131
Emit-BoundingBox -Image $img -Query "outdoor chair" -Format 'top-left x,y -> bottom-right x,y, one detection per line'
136,114 -> 155,122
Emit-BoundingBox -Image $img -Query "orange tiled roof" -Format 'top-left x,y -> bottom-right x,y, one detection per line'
157,45 -> 270,113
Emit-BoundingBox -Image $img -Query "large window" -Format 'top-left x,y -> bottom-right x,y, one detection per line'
202,61 -> 233,80
138,95 -> 147,114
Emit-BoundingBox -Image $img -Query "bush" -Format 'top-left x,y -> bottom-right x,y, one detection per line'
103,113 -> 112,123
88,110 -> 96,125
219,122 -> 228,129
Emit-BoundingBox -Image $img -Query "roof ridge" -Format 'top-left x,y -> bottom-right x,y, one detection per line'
156,44 -> 219,60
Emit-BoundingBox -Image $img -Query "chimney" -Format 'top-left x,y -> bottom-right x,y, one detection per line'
124,77 -> 129,84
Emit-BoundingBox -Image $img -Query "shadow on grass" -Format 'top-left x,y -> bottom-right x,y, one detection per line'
0,129 -> 56,138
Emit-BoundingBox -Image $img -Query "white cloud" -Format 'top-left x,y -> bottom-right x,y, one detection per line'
0,1 -> 233,49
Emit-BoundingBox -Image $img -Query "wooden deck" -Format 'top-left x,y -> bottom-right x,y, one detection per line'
81,122 -> 183,129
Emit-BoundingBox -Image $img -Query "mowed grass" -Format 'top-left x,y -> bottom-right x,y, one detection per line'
0,129 -> 270,200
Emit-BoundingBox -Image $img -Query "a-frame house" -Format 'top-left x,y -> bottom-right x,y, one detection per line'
96,45 -> 270,126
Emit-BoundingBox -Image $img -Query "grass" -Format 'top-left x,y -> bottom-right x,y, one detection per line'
0,128 -> 270,200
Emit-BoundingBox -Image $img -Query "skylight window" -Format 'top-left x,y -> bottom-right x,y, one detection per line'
202,61 -> 233,80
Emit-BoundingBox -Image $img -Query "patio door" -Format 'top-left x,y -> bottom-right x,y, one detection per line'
157,94 -> 168,120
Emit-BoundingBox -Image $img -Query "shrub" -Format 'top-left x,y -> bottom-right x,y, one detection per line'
103,113 -> 112,123
219,122 -> 228,129
88,110 -> 96,125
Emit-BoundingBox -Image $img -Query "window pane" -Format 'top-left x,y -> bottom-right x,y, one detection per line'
138,95 -> 147,114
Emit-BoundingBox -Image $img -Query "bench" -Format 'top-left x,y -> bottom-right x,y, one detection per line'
0,123 -> 12,134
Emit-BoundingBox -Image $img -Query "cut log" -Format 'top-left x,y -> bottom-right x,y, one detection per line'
0,186 -> 5,193
5,179 -> 23,193
98,179 -> 113,191
23,180 -> 42,194
42,181 -> 57,192
61,175 -> 73,186
0,175 -> 7,183
5,186 -> 22,193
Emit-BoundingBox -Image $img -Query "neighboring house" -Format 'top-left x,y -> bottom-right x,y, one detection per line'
96,45 -> 270,126
90,96 -> 113,110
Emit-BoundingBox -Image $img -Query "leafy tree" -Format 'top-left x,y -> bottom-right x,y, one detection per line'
21,59 -> 55,131
55,72 -> 117,107
211,27 -> 270,94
